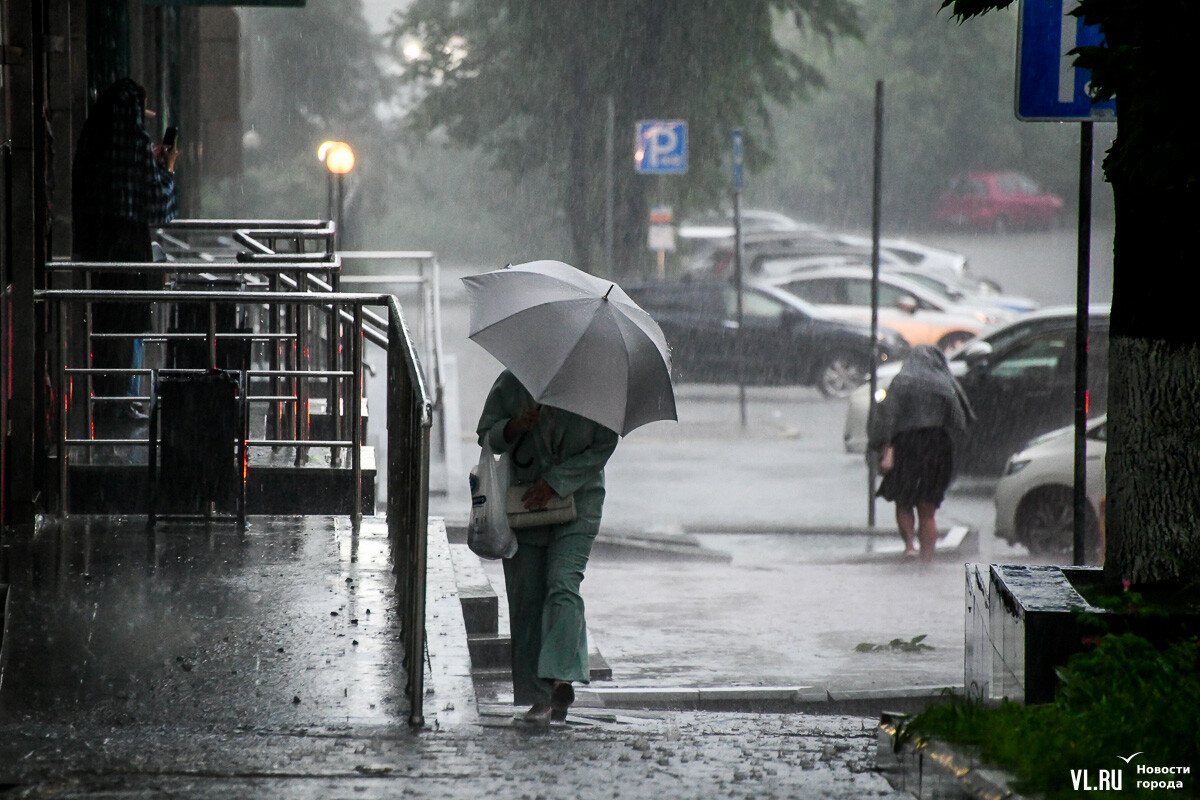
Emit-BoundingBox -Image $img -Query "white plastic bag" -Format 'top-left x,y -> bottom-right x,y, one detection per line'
467,438 -> 518,559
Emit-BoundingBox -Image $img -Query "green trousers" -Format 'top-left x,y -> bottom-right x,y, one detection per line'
502,527 -> 596,705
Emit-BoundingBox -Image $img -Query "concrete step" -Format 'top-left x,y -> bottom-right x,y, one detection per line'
448,544 -> 499,635
447,541 -> 612,682
471,647 -> 612,683
65,446 -> 376,516
467,632 -> 511,670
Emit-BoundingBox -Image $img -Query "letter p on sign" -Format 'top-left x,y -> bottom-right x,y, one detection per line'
635,121 -> 688,174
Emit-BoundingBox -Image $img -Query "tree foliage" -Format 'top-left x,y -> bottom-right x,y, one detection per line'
387,0 -> 862,275
231,0 -> 394,239
759,4 -> 1086,229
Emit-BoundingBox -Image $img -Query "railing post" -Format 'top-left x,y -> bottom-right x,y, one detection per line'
85,270 -> 95,461
268,273 -> 280,442
351,303 -> 363,529
58,300 -> 69,515
294,268 -> 308,466
328,276 -> 341,468
207,301 -> 218,370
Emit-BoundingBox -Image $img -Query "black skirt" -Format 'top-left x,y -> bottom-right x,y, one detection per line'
876,427 -> 954,508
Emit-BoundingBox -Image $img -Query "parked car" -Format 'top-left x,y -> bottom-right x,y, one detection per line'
994,415 -> 1106,561
677,209 -> 818,245
843,304 -> 1110,475
624,280 -> 909,397
688,230 -> 980,285
934,171 -> 1064,232
830,234 -> 969,278
761,266 -> 1006,351
685,230 -> 900,278
887,268 -> 1041,316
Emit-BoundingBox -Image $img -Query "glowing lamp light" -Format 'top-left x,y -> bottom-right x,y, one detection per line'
324,142 -> 356,175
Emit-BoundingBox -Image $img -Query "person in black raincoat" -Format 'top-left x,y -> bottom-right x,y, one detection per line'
868,345 -> 974,562
72,78 -> 178,420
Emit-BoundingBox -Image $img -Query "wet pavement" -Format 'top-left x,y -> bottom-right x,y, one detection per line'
1,516 -> 408,729
1,712 -> 903,799
0,515 -> 908,799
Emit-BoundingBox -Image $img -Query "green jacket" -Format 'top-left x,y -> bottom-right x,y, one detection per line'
477,370 -> 619,536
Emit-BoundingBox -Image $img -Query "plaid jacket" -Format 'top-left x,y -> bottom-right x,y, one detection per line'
73,78 -> 178,228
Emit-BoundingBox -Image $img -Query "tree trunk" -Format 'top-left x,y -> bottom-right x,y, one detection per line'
1104,175 -> 1200,586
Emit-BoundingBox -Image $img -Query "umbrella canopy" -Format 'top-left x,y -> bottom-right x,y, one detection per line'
462,260 -> 677,436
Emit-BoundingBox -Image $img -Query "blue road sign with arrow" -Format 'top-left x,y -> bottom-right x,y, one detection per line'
1017,0 -> 1115,121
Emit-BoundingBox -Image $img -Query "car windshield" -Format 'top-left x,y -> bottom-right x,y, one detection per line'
895,271 -> 959,300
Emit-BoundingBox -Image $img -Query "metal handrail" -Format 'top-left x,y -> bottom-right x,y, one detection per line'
47,259 -> 342,274
385,294 -> 432,728
37,284 -> 433,726
338,252 -> 449,512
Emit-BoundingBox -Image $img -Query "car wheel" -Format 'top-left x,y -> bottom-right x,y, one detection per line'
992,215 -> 1009,234
938,331 -> 974,352
817,352 -> 867,399
1015,486 -> 1100,561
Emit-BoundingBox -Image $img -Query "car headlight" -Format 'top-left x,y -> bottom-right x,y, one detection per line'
1004,457 -> 1031,476
873,388 -> 887,403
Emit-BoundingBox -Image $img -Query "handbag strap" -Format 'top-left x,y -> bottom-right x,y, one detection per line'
510,407 -> 560,470
511,432 -> 534,469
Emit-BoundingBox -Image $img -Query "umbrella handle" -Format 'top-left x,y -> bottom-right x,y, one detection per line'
511,432 -> 535,469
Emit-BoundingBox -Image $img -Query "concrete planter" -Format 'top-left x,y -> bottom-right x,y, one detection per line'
965,563 -> 1200,705
965,564 -> 1105,705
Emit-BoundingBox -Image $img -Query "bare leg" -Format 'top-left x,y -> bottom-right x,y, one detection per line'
916,502 -> 939,563
895,505 -> 917,554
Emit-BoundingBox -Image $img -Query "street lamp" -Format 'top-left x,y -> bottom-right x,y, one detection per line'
317,140 -> 355,244
315,140 -> 356,467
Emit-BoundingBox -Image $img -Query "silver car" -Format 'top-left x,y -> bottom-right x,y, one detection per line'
994,416 -> 1105,561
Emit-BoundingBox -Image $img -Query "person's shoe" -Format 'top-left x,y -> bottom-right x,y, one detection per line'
550,680 -> 575,722
520,704 -> 553,726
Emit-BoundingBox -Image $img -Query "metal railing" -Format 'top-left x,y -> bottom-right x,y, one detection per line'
37,219 -> 435,725
37,285 -> 433,724
47,259 -> 349,458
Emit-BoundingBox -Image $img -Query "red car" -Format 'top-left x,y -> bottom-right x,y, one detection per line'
935,171 -> 1064,232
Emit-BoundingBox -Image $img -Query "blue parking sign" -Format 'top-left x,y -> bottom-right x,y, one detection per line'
635,121 -> 688,174
1017,0 -> 1116,121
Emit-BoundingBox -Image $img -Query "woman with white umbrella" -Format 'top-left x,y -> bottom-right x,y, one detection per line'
464,260 -> 676,725
477,370 -> 618,724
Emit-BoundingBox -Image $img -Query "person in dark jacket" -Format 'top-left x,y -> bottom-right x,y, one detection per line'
868,345 -> 974,562
72,78 -> 178,419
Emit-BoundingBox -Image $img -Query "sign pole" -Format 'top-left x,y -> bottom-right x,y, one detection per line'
1014,0 -> 1112,563
731,129 -> 746,429
604,96 -> 615,277
1072,121 -> 1093,565
867,81 -> 883,532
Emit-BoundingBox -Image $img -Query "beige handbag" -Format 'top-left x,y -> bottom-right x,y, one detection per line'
505,486 -> 577,528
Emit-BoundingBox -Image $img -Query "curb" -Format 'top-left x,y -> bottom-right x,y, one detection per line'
877,711 -> 1032,799
576,684 -> 961,717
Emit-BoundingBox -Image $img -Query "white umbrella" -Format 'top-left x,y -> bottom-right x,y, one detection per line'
462,260 -> 677,436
